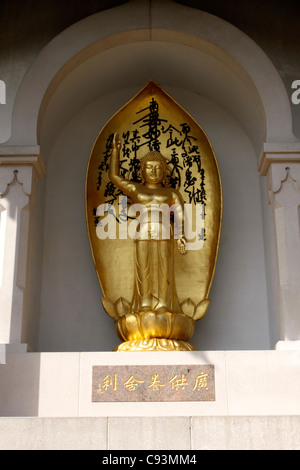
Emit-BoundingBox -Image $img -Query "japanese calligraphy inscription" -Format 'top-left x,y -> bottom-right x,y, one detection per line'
92,365 -> 215,402
86,81 -> 222,351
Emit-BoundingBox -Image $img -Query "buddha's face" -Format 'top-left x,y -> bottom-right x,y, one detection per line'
143,160 -> 165,184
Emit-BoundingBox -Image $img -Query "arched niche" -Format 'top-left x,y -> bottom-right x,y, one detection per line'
3,0 -> 298,351
8,0 -> 296,153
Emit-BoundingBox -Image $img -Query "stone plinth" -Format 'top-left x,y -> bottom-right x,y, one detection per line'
0,350 -> 300,418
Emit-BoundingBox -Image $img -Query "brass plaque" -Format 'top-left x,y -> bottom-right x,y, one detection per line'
92,365 -> 215,402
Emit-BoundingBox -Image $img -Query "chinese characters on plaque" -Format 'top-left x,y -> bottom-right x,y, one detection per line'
92,365 -> 215,402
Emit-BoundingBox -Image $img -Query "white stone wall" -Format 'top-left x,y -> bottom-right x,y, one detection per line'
0,351 -> 299,418
0,2 -> 300,451
1,0 -> 299,353
0,350 -> 299,449
0,416 -> 300,450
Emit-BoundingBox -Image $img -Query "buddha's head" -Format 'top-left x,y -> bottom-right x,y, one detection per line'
140,151 -> 169,185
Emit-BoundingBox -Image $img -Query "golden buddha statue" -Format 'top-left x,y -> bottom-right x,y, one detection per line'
85,81 -> 222,351
109,133 -> 187,318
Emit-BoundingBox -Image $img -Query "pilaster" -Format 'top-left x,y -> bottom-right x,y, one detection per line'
0,147 -> 45,359
259,145 -> 300,348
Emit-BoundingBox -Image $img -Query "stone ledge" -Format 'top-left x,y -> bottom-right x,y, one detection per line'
257,142 -> 300,175
0,146 -> 46,178
0,416 -> 299,450
0,351 -> 300,418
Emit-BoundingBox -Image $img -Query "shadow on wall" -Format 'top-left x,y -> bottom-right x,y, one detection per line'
0,353 -> 40,416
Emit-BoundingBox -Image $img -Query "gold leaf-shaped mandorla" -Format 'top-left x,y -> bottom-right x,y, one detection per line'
85,81 -> 222,351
